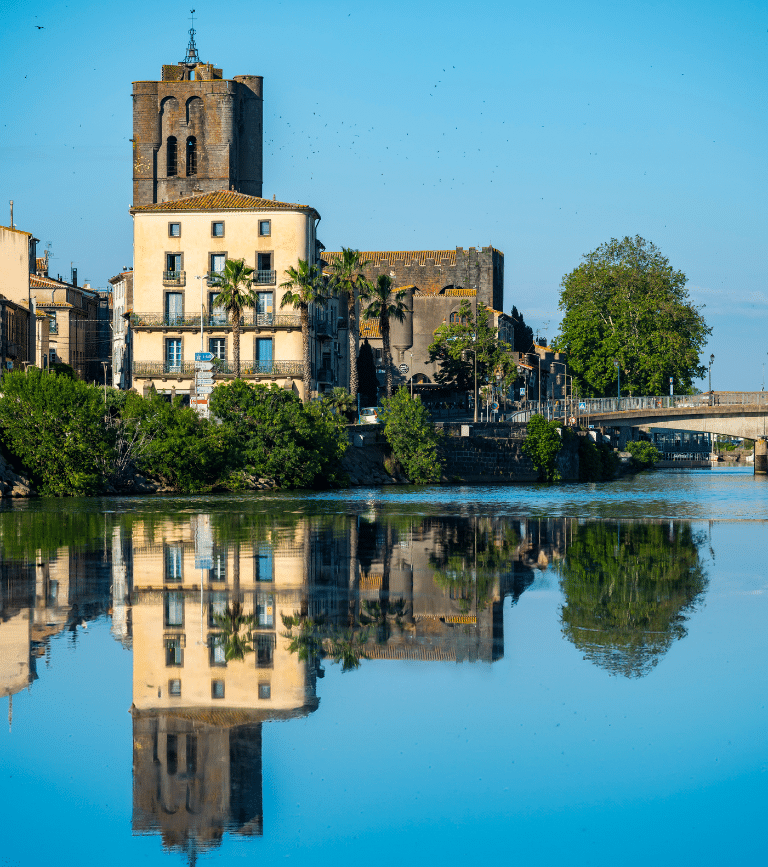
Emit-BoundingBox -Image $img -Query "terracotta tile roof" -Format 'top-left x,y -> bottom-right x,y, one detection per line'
323,249 -> 458,267
0,225 -> 32,237
131,190 -> 319,216
31,274 -> 68,289
359,319 -> 381,339
415,286 -> 476,297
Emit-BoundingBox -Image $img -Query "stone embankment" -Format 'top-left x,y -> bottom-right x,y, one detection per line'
0,452 -> 33,497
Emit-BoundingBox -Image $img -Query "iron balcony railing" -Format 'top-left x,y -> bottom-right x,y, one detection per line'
130,312 -> 302,329
133,360 -> 302,377
255,270 -> 276,285
162,270 -> 186,286
207,271 -> 224,287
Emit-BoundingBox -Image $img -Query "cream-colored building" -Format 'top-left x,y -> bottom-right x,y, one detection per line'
129,190 -> 345,403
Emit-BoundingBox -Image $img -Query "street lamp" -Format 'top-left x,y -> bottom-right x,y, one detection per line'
409,351 -> 413,397
708,353 -> 715,393
613,358 -> 621,403
551,361 -> 570,423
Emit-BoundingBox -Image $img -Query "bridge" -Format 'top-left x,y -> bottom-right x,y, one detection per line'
512,392 -> 768,442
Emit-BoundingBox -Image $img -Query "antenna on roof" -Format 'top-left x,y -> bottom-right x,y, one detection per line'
182,9 -> 200,64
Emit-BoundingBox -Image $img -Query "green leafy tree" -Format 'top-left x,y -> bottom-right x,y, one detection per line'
213,601 -> 256,661
212,258 -> 258,378
625,440 -> 661,469
379,387 -> 443,483
209,381 -> 348,488
428,300 -> 517,401
121,390 -> 234,492
558,521 -> 708,677
0,368 -> 114,496
322,386 -> 356,421
361,275 -> 409,397
510,305 -> 534,352
357,339 -> 378,407
327,248 -> 370,397
522,414 -> 563,481
552,236 -> 711,396
280,259 -> 328,403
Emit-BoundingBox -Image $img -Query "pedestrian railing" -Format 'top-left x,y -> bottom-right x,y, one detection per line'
133,360 -> 303,377
129,312 -> 302,329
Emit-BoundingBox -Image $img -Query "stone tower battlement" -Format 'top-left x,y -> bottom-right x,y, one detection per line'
132,41 -> 263,207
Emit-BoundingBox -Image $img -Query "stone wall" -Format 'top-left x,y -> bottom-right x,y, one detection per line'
0,452 -> 32,497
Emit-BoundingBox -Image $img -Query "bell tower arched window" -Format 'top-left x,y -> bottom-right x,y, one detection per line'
186,136 -> 197,176
166,137 -> 177,177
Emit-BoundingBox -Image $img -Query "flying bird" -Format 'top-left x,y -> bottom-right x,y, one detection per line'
35,25 -> 44,29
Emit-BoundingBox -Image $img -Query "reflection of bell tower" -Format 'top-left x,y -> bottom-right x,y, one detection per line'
132,15 -> 264,206
132,712 -> 264,852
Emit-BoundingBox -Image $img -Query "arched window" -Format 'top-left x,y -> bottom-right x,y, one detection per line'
186,136 -> 197,176
166,137 -> 177,177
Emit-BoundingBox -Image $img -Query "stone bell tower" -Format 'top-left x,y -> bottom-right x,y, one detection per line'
132,18 -> 263,206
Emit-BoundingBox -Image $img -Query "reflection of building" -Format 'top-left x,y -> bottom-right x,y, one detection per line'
129,516 -> 318,855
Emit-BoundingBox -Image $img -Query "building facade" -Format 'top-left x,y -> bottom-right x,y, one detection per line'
130,191 -> 342,402
109,270 -> 134,389
132,42 -> 263,207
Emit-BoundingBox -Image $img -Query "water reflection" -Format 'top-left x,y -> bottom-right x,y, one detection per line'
557,521 -> 709,678
0,507 -> 710,856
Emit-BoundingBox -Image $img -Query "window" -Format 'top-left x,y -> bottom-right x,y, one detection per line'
166,252 -> 182,274
210,253 -> 226,284
211,221 -> 225,238
256,593 -> 274,627
167,137 -> 178,177
208,590 -> 228,628
211,679 -> 225,699
256,338 -> 273,372
257,252 -> 272,271
209,337 -> 226,360
168,679 -> 182,698
255,633 -> 275,668
258,683 -> 271,700
254,543 -> 273,582
209,548 -> 226,582
209,634 -> 226,667
257,292 -> 273,316
164,591 -> 184,628
208,291 -> 226,325
258,220 -> 271,236
165,544 -> 183,582
186,136 -> 197,176
165,636 -> 183,667
166,338 -> 182,372
169,222 -> 181,238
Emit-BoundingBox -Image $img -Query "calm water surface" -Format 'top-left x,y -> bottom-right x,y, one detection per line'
0,468 -> 765,866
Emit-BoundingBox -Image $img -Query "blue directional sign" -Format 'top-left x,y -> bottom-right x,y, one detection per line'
195,351 -> 214,362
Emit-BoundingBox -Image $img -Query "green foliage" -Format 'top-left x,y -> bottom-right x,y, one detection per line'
356,339 -> 378,407
280,259 -> 328,402
322,387 -> 356,421
522,414 -> 563,481
510,305 -> 534,352
428,300 -> 517,394
121,390 -> 234,492
558,522 -> 708,677
379,387 -> 443,484
327,248 -> 371,397
578,436 -> 619,481
362,274 -> 409,397
0,369 -> 114,496
281,612 -> 370,673
552,236 -> 711,396
213,258 -> 258,377
50,362 -> 78,380
625,440 -> 661,469
209,381 -> 348,488
212,602 -> 256,661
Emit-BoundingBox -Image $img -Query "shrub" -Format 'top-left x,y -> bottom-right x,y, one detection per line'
522,414 -> 563,481
0,368 -> 114,495
378,387 -> 443,483
579,436 -> 620,481
209,381 -> 348,488
625,440 -> 660,469
322,387 -> 357,422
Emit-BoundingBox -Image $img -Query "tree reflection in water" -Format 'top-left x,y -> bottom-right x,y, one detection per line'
557,521 -> 708,678
281,613 -> 370,673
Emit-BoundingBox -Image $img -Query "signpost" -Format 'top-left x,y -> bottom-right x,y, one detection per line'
193,352 -> 216,417
398,363 -> 409,375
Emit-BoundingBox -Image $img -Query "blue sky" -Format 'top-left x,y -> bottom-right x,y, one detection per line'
1,0 -> 765,389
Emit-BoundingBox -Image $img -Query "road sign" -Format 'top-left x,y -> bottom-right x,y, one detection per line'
191,398 -> 209,406
195,352 -> 214,362
398,363 -> 409,374
196,386 -> 214,395
196,376 -> 215,386
194,361 -> 214,371
491,402 -> 499,411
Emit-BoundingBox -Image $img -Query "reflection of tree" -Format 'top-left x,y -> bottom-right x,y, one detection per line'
213,601 -> 255,661
558,522 -> 708,678
281,613 -> 370,673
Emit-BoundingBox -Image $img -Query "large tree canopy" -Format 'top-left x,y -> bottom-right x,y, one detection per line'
552,236 -> 711,397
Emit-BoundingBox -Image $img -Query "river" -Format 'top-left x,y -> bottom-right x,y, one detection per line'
0,467 -> 765,866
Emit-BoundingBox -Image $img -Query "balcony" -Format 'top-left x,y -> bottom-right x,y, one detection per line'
163,270 -> 186,287
130,312 -> 302,330
315,319 -> 335,338
132,360 -> 303,378
255,270 -> 276,285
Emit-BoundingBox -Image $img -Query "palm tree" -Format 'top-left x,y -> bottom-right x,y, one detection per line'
213,258 -> 257,378
280,259 -> 327,403
361,274 -> 409,398
328,248 -> 370,397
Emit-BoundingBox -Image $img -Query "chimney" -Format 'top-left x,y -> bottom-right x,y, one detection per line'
9,200 -> 13,228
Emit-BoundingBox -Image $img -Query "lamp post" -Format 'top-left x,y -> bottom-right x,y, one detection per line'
409,351 -> 413,397
613,358 -> 620,403
708,353 -> 715,394
551,361 -> 570,423
101,361 -> 108,405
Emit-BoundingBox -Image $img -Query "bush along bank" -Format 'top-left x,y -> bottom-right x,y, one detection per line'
0,369 -> 348,497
